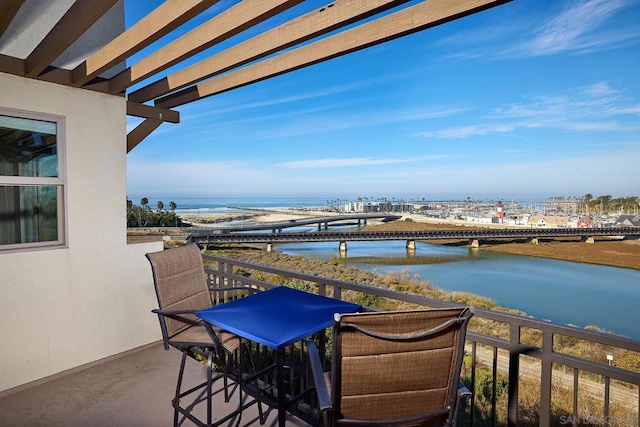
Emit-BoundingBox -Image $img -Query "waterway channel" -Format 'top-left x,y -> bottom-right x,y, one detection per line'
274,237 -> 640,340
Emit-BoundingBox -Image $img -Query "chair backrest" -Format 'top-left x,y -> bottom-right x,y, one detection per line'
331,307 -> 473,425
146,244 -> 212,338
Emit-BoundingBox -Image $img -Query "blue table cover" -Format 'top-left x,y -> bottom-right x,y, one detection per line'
196,286 -> 361,349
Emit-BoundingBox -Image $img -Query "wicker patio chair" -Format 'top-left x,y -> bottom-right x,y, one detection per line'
307,307 -> 474,426
146,243 -> 263,427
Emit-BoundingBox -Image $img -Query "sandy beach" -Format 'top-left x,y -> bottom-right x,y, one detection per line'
179,208 -> 336,226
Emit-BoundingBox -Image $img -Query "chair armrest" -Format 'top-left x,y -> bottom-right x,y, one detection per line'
151,308 -> 200,326
306,341 -> 332,412
152,308 -> 196,315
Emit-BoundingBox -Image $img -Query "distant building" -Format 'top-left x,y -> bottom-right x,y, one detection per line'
613,215 -> 640,227
526,215 -> 570,228
576,217 -> 592,228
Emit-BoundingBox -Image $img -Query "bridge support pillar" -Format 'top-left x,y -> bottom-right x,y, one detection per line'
266,243 -> 273,252
406,240 -> 416,250
581,236 -> 595,244
469,239 -> 479,248
339,241 -> 347,252
528,237 -> 539,245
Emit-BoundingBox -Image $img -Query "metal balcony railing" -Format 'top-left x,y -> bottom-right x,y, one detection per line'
202,254 -> 640,427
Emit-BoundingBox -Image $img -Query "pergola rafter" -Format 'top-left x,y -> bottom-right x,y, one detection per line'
128,0 -> 410,104
109,0 -> 304,95
0,0 -> 512,149
154,0 -> 509,109
72,0 -> 221,87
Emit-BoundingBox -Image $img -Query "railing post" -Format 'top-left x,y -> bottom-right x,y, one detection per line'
603,377 -> 610,427
539,330 -> 553,427
492,347 -> 498,425
508,324 -> 520,427
318,283 -> 327,297
225,261 -> 234,297
470,341 -> 477,427
572,368 -> 579,427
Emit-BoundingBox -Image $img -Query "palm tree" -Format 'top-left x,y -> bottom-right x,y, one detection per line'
156,200 -> 164,212
167,201 -> 178,226
583,193 -> 593,215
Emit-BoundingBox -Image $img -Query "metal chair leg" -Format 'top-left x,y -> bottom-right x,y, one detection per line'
174,352 -> 188,427
206,352 -> 213,426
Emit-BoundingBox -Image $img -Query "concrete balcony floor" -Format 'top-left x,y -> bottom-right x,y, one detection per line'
0,342 -> 311,427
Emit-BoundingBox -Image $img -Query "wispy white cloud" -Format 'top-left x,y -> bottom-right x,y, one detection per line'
278,155 -> 451,169
607,105 -> 640,115
180,71 -> 415,121
418,123 -> 517,139
187,104 -> 470,141
181,81 -> 370,119
559,121 -> 625,131
442,0 -> 639,61
494,82 -> 638,123
528,0 -> 628,54
262,109 -> 466,140
419,81 -> 639,139
582,81 -> 616,97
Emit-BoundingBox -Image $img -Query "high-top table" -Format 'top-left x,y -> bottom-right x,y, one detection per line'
196,286 -> 361,427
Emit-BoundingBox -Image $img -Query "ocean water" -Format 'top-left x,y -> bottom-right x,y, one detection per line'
127,196 -> 331,214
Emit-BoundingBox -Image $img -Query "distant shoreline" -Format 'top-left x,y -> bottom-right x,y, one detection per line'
178,208 -> 640,271
179,207 -> 335,226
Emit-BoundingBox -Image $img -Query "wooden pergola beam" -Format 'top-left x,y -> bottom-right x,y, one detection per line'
109,0 -> 302,95
129,0 -> 408,104
127,118 -> 163,153
126,101 -> 180,124
0,53 -> 112,92
155,0 -> 511,109
73,0 -> 221,86
0,0 -> 24,40
25,0 -> 120,77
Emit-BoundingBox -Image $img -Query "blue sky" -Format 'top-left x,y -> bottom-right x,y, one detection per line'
125,0 -> 640,201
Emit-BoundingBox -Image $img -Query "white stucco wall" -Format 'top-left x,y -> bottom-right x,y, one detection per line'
0,73 -> 163,392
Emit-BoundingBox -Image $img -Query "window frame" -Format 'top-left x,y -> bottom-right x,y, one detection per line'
0,107 -> 67,252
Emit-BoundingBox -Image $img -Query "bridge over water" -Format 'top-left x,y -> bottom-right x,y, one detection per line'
187,226 -> 640,251
188,213 -> 401,233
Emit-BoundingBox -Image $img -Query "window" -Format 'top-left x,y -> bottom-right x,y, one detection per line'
0,108 -> 65,251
